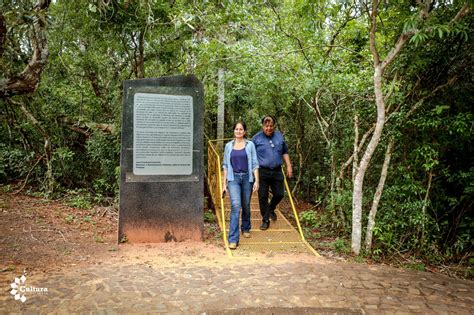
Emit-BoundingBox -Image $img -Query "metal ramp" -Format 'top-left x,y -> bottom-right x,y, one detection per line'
208,139 -> 318,257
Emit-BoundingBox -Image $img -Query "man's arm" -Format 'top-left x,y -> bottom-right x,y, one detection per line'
283,153 -> 292,178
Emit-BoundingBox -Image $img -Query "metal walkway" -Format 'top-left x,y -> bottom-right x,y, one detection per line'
207,139 -> 318,257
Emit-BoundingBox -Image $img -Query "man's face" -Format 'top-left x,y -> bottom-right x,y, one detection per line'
262,120 -> 275,137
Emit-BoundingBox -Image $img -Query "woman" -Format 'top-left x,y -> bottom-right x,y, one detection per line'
222,121 -> 259,250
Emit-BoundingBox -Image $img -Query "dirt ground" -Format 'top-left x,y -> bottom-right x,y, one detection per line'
0,190 -> 118,275
0,190 -> 320,281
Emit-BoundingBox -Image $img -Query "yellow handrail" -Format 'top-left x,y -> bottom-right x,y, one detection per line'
283,169 -> 320,257
207,140 -> 232,257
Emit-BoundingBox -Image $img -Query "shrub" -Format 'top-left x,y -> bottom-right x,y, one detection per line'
299,210 -> 318,228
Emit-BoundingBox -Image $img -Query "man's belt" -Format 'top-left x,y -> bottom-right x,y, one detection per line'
259,165 -> 282,170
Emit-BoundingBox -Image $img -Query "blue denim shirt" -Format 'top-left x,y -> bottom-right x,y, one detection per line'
252,130 -> 288,169
222,139 -> 259,182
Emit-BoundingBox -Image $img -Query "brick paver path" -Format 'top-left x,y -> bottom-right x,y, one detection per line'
1,243 -> 473,314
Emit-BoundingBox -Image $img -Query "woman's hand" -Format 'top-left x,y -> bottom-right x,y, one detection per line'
253,181 -> 259,192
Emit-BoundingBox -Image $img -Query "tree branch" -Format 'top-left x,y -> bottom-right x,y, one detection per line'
311,90 -> 329,128
1,0 -> 51,98
324,4 -> 356,62
450,3 -> 470,25
59,116 -> 116,136
381,31 -> 414,71
338,123 -> 375,184
381,1 -> 469,71
365,139 -> 394,251
405,76 -> 458,119
269,3 -> 314,74
369,0 -> 381,66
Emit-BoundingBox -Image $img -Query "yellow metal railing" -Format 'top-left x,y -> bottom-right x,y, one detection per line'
207,139 -> 232,256
283,169 -> 320,256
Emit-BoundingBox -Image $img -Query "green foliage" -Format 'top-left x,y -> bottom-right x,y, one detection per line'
64,214 -> 76,224
466,267 -> 474,279
1,185 -> 12,193
51,147 -> 75,184
467,258 -> 474,278
0,146 -> 34,182
353,256 -> 365,264
92,179 -> 112,197
66,189 -> 92,210
204,210 -> 216,223
299,210 -> 319,229
85,132 -> 121,195
68,196 -> 92,210
332,238 -> 350,254
406,262 -> 426,272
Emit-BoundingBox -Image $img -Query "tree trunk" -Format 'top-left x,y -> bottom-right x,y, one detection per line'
421,170 -> 433,244
217,68 -> 225,153
330,153 -> 344,225
352,114 -> 359,183
291,101 -> 306,197
291,137 -> 303,197
351,65 -> 386,255
137,30 -> 145,78
351,0 -> 417,255
365,139 -> 394,251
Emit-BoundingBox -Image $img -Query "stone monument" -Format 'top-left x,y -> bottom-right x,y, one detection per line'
118,75 -> 204,242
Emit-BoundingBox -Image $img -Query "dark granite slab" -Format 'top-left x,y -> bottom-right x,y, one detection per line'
118,75 -> 204,242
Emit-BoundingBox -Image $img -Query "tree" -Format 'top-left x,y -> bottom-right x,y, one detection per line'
352,1 -> 471,255
0,0 -> 54,193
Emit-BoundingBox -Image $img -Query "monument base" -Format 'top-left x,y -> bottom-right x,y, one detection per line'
121,224 -> 202,243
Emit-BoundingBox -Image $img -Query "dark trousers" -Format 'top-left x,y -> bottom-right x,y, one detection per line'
258,167 -> 284,223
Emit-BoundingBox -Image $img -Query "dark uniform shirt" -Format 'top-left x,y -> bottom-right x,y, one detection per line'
252,130 -> 288,169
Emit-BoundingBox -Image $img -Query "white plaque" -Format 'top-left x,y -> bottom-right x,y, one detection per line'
133,93 -> 193,175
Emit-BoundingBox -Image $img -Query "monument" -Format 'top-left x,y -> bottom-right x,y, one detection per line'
118,75 -> 204,242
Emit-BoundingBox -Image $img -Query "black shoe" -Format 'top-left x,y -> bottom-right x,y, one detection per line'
270,212 -> 277,221
259,221 -> 270,230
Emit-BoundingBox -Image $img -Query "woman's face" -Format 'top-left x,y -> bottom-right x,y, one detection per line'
234,123 -> 246,138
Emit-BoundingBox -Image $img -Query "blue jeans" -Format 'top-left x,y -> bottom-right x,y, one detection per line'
227,172 -> 254,244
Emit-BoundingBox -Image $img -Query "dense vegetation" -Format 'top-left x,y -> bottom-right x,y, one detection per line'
1,1 -> 472,275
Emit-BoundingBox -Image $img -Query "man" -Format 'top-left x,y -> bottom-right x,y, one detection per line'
252,116 -> 293,230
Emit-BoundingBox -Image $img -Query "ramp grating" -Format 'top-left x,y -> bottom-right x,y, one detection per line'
220,195 -> 316,257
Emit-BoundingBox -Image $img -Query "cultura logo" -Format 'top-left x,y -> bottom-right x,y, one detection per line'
10,274 -> 48,303
10,274 -> 27,302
